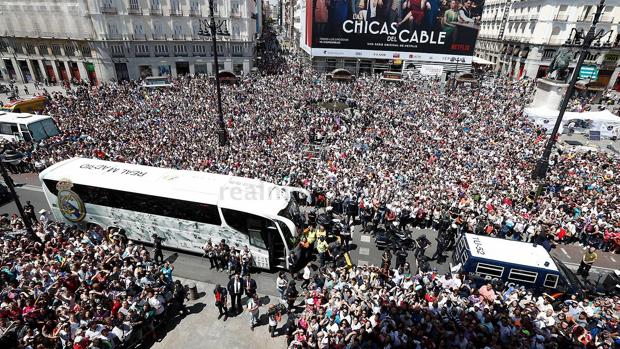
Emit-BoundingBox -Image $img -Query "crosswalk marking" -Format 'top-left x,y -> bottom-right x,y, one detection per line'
358,247 -> 370,256
560,248 -> 571,259
357,260 -> 368,266
562,262 -> 618,272
360,235 -> 371,243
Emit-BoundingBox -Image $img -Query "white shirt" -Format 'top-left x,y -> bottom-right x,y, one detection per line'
148,296 -> 165,315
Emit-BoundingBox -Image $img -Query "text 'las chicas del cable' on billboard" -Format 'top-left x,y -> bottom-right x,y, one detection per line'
303,0 -> 485,62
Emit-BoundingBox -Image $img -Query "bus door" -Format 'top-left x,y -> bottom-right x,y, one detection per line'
267,219 -> 290,269
19,124 -> 32,141
247,217 -> 291,270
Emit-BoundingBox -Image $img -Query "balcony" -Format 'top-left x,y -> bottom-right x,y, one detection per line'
600,15 -> 614,23
554,14 -> 569,21
189,9 -> 201,17
152,33 -> 167,40
170,9 -> 183,16
101,5 -> 118,14
155,50 -> 169,57
150,7 -> 163,16
132,33 -> 147,40
173,34 -> 187,40
230,11 -> 242,18
577,15 -> 595,23
135,50 -> 150,57
128,7 -> 142,15
105,33 -> 124,40
547,38 -> 566,45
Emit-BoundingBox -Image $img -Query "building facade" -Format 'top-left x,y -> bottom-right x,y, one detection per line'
476,0 -> 620,89
0,0 -> 262,83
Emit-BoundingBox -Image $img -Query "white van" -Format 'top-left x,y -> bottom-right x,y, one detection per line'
0,111 -> 60,142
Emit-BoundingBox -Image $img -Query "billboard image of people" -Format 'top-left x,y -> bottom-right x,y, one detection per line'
303,0 -> 484,61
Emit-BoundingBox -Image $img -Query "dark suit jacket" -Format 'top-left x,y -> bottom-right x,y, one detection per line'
244,279 -> 257,295
227,278 -> 244,295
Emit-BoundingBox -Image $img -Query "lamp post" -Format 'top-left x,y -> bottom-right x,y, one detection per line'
532,0 -> 610,180
449,57 -> 466,90
198,0 -> 230,147
0,150 -> 34,236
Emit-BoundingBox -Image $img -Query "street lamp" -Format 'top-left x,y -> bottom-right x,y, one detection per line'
0,147 -> 34,237
197,0 -> 230,147
532,0 -> 610,180
449,57 -> 466,90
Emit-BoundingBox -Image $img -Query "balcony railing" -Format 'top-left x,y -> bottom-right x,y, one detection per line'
128,7 -> 142,15
152,33 -> 167,40
230,11 -> 242,18
6,29 -> 94,40
135,51 -> 150,57
173,34 -> 187,40
554,14 -> 569,21
111,50 -> 125,58
150,8 -> 163,16
189,9 -> 201,17
170,9 -> 183,16
101,5 -> 118,14
155,50 -> 169,57
132,33 -> 147,40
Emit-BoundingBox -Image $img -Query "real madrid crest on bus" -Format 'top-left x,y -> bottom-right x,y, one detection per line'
56,179 -> 86,223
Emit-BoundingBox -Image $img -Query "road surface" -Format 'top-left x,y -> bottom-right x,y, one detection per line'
2,173 -> 618,295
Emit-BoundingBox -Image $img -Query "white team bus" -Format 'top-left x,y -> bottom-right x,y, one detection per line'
0,111 -> 61,142
39,158 -> 309,270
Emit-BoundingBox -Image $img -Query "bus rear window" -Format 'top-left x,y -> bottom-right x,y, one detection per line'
28,119 -> 60,140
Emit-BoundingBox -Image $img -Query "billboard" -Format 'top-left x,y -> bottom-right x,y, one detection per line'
303,0 -> 485,62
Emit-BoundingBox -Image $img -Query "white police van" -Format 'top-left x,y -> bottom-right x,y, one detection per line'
452,234 -> 584,299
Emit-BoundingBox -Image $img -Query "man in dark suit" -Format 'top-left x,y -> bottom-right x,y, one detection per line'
227,273 -> 243,315
243,274 -> 257,298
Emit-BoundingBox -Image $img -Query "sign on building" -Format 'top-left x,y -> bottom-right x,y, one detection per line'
579,65 -> 599,80
420,65 -> 444,77
301,0 -> 485,63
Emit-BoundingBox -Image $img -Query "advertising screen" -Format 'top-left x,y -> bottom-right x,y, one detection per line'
303,0 -> 485,62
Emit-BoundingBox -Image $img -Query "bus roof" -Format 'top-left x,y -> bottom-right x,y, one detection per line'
0,96 -> 46,108
464,234 -> 558,272
0,111 -> 54,124
39,158 -> 290,217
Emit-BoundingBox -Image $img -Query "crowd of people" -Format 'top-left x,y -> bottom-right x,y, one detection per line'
0,218 -> 187,349
283,263 -> 620,349
7,48 -> 617,254
1,26 -> 619,348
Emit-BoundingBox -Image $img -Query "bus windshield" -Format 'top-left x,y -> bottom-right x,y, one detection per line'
278,197 -> 303,234
276,220 -> 296,249
552,256 -> 586,291
28,119 -> 60,140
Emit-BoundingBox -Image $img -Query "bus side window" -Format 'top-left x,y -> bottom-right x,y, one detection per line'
0,122 -> 13,135
248,229 -> 267,249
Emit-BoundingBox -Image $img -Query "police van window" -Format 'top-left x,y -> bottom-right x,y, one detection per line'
508,269 -> 538,284
476,263 -> 504,278
544,274 -> 559,288
457,237 -> 465,255
460,250 -> 468,265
